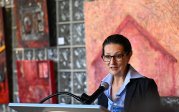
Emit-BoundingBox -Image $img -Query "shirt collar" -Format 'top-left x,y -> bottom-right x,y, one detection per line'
128,65 -> 144,79
102,65 -> 144,83
121,65 -> 144,92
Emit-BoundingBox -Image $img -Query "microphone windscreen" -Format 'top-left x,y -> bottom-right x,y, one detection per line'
101,82 -> 109,90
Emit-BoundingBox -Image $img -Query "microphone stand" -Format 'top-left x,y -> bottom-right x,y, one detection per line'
39,92 -> 85,104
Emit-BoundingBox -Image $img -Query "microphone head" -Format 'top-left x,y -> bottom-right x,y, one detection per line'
101,82 -> 109,90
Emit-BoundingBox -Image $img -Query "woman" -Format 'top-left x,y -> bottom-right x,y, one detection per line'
98,34 -> 160,112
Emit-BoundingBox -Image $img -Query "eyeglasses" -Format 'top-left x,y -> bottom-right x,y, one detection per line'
102,53 -> 125,62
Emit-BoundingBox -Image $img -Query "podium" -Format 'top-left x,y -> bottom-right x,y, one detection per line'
8,103 -> 108,112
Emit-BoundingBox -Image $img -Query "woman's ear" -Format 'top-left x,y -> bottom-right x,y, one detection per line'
126,51 -> 132,63
128,51 -> 132,57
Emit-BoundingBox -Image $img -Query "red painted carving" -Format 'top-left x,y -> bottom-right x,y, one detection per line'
16,60 -> 57,103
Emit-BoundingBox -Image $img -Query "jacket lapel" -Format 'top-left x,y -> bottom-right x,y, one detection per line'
124,79 -> 137,112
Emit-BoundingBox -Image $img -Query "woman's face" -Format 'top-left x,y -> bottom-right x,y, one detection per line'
103,43 -> 132,76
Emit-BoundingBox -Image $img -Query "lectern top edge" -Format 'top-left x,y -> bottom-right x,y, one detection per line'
8,103 -> 107,112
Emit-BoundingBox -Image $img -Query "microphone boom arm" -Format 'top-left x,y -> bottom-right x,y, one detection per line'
39,92 -> 82,103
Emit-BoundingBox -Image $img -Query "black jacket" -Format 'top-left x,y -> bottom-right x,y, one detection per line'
98,78 -> 161,112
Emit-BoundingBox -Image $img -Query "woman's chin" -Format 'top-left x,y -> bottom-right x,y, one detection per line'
109,70 -> 120,75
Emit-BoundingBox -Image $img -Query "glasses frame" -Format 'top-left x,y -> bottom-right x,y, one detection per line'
101,53 -> 126,62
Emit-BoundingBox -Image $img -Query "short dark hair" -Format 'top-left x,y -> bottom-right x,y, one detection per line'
102,34 -> 132,56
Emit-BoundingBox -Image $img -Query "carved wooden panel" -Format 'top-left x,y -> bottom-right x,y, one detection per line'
13,0 -> 49,48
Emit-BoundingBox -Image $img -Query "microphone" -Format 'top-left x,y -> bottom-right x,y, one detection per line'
81,82 -> 109,104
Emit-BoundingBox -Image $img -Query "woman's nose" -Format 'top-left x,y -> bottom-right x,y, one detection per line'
110,57 -> 116,64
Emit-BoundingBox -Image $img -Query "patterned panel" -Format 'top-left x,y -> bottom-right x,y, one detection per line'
73,72 -> 86,94
58,96 -> 72,104
73,47 -> 86,69
35,48 -> 46,60
72,0 -> 84,21
47,47 -> 58,61
58,0 -> 70,22
24,49 -> 34,60
58,72 -> 72,104
58,72 -> 71,92
72,23 -> 85,45
58,48 -> 71,69
161,97 -> 179,107
58,24 -> 70,45
14,50 -> 24,60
